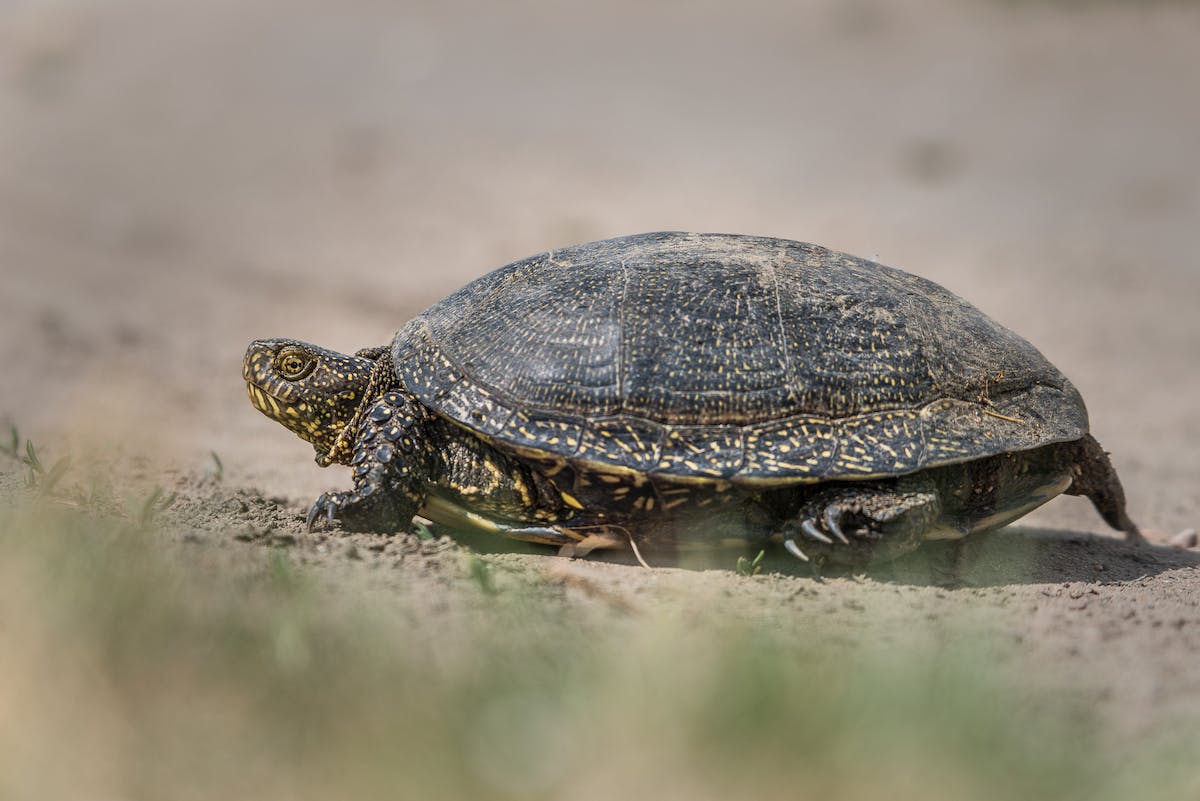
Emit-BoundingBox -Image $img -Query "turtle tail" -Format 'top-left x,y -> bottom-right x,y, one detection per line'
1064,434 -> 1143,543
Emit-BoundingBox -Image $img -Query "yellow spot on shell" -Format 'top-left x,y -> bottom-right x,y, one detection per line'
560,491 -> 585,510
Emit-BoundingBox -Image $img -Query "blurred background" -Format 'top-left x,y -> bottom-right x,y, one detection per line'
3,3 -> 1200,799
1,0 -> 1197,526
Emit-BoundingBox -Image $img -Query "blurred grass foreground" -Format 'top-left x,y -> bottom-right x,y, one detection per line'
0,450 -> 1195,801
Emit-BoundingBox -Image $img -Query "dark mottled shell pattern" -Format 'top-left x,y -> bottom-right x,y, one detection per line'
393,232 -> 1088,485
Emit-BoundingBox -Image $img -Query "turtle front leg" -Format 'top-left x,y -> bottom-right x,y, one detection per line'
307,391 -> 432,533
780,479 -> 942,565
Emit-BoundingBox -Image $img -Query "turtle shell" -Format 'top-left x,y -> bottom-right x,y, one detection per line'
392,232 -> 1088,485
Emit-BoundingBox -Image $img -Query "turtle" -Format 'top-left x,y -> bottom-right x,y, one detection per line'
243,231 -> 1141,565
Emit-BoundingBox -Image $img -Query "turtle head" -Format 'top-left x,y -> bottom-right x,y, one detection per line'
243,339 -> 377,462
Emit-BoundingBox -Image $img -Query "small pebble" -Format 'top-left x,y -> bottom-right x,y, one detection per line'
1168,528 -> 1198,549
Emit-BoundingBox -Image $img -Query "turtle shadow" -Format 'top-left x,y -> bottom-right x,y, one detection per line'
863,527 -> 1200,588
656,527 -> 1198,587
440,523 -> 1199,587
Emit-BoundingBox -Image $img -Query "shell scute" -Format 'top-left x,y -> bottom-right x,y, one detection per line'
738,416 -> 839,480
496,412 -> 584,455
575,417 -> 665,473
657,426 -> 745,479
831,411 -> 925,477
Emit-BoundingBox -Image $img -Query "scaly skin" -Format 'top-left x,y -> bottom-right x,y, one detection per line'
306,390 -> 434,531
243,339 -> 377,463
779,481 -> 940,565
245,339 -> 571,535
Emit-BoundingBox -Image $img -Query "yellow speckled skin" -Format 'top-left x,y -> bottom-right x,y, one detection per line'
244,232 -> 1139,565
243,340 -> 376,462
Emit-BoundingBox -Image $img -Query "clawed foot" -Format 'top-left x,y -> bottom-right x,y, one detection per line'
305,484 -> 408,533
782,501 -> 869,562
781,487 -> 940,564
306,491 -> 352,531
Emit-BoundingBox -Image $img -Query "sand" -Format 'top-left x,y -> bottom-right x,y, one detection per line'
2,0 -> 1198,742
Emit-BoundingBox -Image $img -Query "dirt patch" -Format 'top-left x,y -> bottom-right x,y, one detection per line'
9,447 -> 1190,744
2,0 -> 1198,764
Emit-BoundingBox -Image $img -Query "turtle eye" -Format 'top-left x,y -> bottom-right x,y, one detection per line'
276,348 -> 315,380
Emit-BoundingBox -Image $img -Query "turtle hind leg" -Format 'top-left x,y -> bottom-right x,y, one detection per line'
1064,434 -> 1142,542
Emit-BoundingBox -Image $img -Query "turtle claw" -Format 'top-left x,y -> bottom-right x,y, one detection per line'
800,518 -> 833,545
783,538 -> 810,561
824,507 -> 850,544
306,491 -> 345,531
305,497 -> 323,531
780,498 -> 868,559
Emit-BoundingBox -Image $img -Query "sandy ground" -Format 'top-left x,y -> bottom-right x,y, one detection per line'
2,0 -> 1199,742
